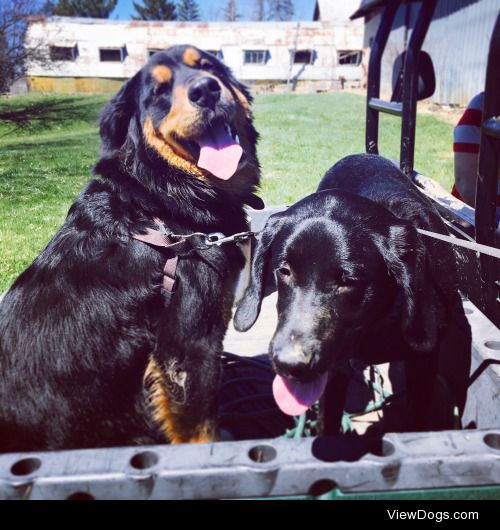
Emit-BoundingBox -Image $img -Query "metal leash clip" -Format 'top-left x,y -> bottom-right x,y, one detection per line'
164,231 -> 214,251
205,231 -> 257,247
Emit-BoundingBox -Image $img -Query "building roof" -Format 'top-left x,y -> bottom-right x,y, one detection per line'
350,1 -> 398,19
29,15 -> 315,27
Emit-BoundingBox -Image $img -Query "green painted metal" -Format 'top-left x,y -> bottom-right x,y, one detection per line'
266,486 -> 500,500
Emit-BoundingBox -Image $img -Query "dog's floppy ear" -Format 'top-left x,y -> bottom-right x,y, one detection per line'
375,222 -> 444,352
99,72 -> 140,154
245,193 -> 265,210
233,215 -> 282,332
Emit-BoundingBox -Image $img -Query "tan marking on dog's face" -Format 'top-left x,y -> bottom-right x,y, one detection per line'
158,85 -> 200,139
151,64 -> 172,84
183,47 -> 201,67
156,79 -> 232,140
231,94 -> 255,166
143,115 -> 205,180
143,84 -> 200,176
143,73 -> 253,185
231,85 -> 252,117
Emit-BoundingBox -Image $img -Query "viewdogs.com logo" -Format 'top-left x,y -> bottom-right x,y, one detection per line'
387,510 -> 479,523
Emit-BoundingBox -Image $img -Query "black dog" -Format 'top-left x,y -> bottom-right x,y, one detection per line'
0,45 -> 262,452
235,154 -> 470,434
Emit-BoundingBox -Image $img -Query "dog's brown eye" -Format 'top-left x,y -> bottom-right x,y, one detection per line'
277,266 -> 291,278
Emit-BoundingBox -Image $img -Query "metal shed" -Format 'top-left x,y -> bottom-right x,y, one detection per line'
353,0 -> 499,105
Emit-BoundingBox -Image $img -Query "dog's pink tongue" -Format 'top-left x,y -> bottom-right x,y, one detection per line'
197,123 -> 243,180
272,373 -> 329,416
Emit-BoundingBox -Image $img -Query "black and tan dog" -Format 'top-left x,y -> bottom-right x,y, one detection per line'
0,45 -> 262,451
235,154 -> 471,434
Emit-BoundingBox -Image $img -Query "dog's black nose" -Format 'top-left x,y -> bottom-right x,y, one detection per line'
188,77 -> 221,108
272,347 -> 314,381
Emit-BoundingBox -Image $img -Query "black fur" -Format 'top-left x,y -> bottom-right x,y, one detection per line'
0,45 -> 261,451
235,154 -> 471,434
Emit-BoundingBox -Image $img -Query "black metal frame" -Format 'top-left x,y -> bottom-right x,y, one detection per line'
365,0 -> 437,176
476,14 -> 500,325
365,0 -> 399,155
361,0 -> 499,327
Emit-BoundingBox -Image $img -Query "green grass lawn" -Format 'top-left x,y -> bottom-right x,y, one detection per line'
256,93 -> 454,204
0,92 -> 454,291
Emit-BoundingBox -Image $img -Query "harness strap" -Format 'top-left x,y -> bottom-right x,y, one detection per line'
162,256 -> 178,292
132,219 -> 182,293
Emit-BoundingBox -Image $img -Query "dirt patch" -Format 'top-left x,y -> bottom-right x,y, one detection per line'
417,99 -> 464,125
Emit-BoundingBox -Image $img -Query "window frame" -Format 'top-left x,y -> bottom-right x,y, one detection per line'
99,46 -> 127,63
292,49 -> 316,65
243,49 -> 269,65
49,44 -> 78,62
337,50 -> 363,66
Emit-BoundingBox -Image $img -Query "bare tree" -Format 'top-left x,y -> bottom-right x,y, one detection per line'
222,0 -> 240,22
253,0 -> 265,21
267,0 -> 294,21
0,0 -> 51,93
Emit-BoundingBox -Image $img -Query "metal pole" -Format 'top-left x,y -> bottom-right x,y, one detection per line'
365,0 -> 399,155
476,12 -> 500,327
399,0 -> 437,177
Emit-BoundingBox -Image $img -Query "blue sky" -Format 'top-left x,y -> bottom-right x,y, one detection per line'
112,0 -> 317,21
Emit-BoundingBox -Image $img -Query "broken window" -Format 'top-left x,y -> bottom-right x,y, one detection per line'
99,47 -> 127,62
292,49 -> 315,64
49,45 -> 78,61
337,50 -> 363,66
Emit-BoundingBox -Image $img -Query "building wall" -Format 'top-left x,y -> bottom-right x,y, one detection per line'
25,17 -> 364,92
423,0 -> 498,105
27,76 -> 125,93
363,0 -> 498,105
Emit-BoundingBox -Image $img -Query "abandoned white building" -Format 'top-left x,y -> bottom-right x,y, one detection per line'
23,0 -> 364,93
